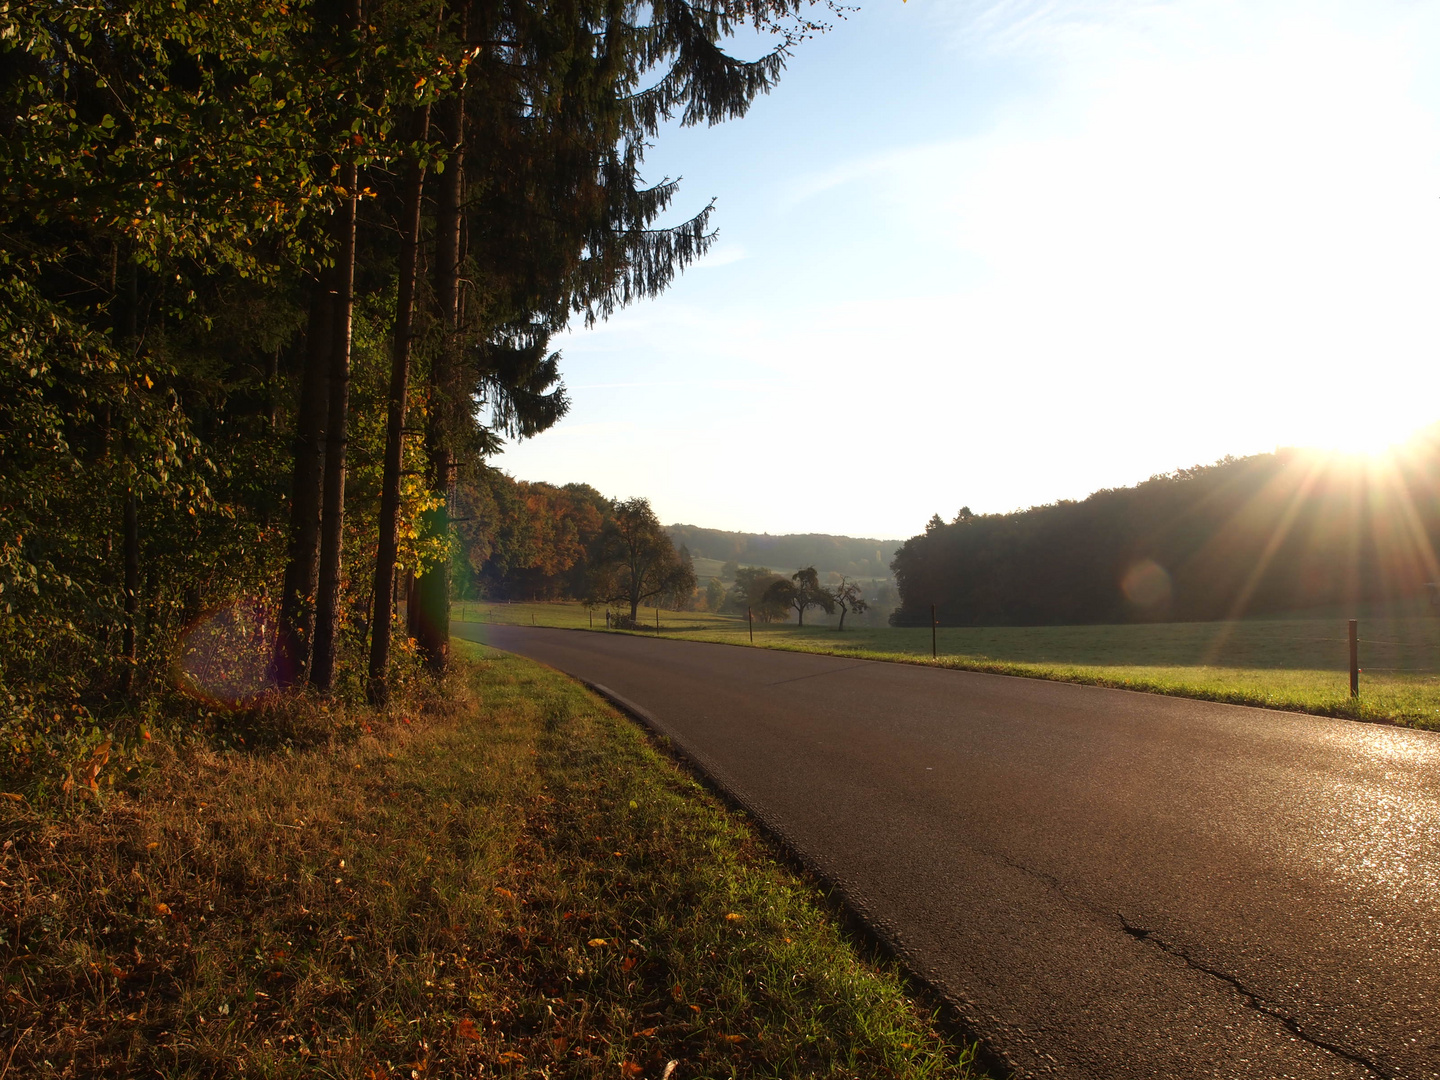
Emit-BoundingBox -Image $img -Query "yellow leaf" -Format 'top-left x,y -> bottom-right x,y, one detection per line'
721,1033 -> 745,1044
154,903 -> 171,916
724,913 -> 742,922
587,938 -> 607,947
619,1062 -> 643,1078
496,1050 -> 524,1064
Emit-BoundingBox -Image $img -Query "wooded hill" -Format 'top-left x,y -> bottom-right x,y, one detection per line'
892,435 -> 1440,626
666,525 -> 900,581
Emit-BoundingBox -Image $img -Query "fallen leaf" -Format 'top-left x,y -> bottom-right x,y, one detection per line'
587,938 -> 607,947
721,1034 -> 744,1044
494,886 -> 515,900
634,1027 -> 656,1037
453,1018 -> 482,1042
622,956 -> 638,972
661,1063 -> 678,1080
619,1062 -> 643,1078
146,842 -> 159,850
154,903 -> 171,916
689,1004 -> 701,1014
724,913 -> 742,922
1,792 -> 23,802
496,1050 -> 524,1064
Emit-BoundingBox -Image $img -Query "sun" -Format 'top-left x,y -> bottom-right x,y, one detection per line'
1294,420 -> 1433,460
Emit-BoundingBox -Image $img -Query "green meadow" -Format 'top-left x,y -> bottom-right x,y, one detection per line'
454,601 -> 1440,730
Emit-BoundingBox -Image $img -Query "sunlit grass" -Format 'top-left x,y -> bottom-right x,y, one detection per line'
5,646 -> 983,1078
456,601 -> 1440,730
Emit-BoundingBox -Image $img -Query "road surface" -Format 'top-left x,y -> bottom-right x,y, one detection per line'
461,624 -> 1440,1080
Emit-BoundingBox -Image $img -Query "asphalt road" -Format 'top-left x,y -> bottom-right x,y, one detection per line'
462,624 -> 1440,1080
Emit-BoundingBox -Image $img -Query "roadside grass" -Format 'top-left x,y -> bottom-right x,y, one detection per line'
1,645 -> 983,1079
459,602 -> 1440,730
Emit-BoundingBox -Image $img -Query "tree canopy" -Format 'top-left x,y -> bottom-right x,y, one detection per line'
1,0 -> 829,781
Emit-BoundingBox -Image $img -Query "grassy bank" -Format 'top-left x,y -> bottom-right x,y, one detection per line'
2,645 -> 982,1078
458,602 -> 1440,729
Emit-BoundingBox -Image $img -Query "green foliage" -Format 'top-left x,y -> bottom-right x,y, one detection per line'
0,0 -> 833,784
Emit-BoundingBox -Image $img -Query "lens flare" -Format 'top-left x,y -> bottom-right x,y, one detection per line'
1121,559 -> 1172,609
173,600 -> 283,708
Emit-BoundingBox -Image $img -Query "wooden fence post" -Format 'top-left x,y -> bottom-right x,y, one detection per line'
1349,619 -> 1359,698
932,604 -> 938,659
748,606 -> 754,644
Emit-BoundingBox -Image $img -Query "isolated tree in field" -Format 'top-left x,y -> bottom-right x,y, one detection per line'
763,567 -> 835,627
598,499 -> 696,622
727,566 -> 788,622
704,577 -> 727,612
833,577 -> 869,630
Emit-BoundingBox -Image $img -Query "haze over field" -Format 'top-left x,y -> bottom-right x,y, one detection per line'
497,0 -> 1440,540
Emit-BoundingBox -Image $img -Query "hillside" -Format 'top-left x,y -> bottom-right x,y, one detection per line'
893,435 -> 1440,626
666,525 -> 901,581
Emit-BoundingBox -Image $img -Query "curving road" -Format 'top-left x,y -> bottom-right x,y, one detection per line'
460,624 -> 1440,1080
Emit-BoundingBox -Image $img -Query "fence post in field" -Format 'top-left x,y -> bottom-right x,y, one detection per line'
1349,619 -> 1359,697
748,606 -> 754,643
589,608 -> 592,628
656,606 -> 660,631
932,604 -> 938,659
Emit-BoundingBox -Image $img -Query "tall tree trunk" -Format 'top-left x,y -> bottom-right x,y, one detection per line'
118,258 -> 140,694
120,487 -> 139,694
367,108 -> 431,705
310,163 -> 358,693
274,277 -> 332,687
414,91 -> 465,673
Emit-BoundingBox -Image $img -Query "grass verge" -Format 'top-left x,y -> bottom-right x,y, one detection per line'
1,643 -> 984,1078
457,602 -> 1440,730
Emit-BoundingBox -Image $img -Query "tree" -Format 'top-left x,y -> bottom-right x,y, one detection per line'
596,498 -> 695,622
704,577 -> 727,612
763,567 -> 834,627
833,577 -> 869,630
726,566 -> 787,622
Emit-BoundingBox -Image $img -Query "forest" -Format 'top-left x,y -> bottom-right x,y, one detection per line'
1,0 -> 824,779
892,437 -> 1440,626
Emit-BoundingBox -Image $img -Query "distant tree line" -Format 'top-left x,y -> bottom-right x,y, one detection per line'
452,469 -> 694,621
667,525 -> 899,581
891,441 -> 1440,626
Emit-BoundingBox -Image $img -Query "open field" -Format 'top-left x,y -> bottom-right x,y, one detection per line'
3,646 -> 981,1079
455,602 -> 1440,729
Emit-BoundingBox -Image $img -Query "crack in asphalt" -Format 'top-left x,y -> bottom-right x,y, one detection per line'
991,851 -> 1393,1079
763,662 -> 871,686
1116,915 -> 1392,1080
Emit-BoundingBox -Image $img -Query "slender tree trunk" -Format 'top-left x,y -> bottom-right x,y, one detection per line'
274,277 -> 332,687
368,109 -> 432,704
414,91 -> 465,673
310,163 -> 358,692
118,258 -> 140,694
120,488 -> 139,694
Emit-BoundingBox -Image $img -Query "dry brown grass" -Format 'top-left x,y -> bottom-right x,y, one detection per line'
1,645 -> 983,1079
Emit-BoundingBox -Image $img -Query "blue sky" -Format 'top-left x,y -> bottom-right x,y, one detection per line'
495,0 -> 1440,540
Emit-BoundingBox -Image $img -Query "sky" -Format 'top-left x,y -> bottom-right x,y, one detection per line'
493,0 -> 1440,541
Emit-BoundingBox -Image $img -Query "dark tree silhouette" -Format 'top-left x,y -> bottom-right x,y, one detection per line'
763,567 -> 835,627
833,577 -> 869,630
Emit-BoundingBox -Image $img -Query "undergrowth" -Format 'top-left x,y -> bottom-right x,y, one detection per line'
0,644 -> 984,1078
